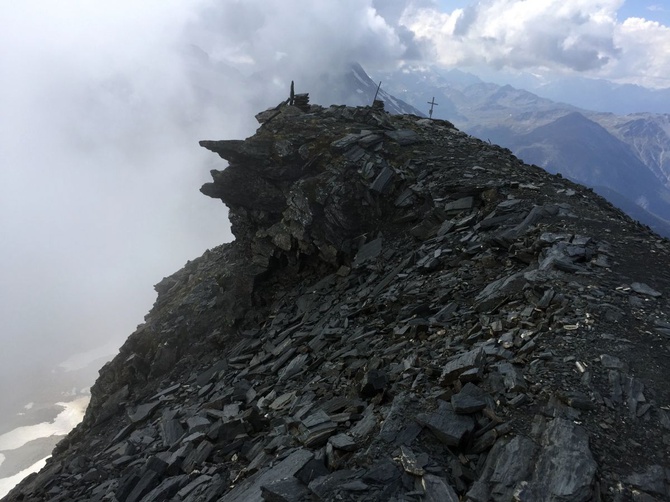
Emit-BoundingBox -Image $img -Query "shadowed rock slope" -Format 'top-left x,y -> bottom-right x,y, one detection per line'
5,103 -> 670,501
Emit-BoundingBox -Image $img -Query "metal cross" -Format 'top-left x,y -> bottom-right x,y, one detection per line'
427,97 -> 438,118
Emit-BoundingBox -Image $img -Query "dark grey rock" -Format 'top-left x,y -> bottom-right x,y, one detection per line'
140,475 -> 188,502
370,166 -> 394,193
182,439 -> 213,473
300,409 -> 337,447
349,405 -> 377,439
363,459 -> 401,485
445,196 -> 474,213
183,475 -> 227,502
128,402 -> 160,424
125,469 -> 161,502
451,383 -> 489,414
488,435 -> 537,489
416,401 -> 475,446
379,393 -> 422,445
421,474 -> 459,502
625,465 -> 669,497
308,470 -> 359,500
186,415 -> 211,433
631,282 -> 662,297
384,129 -> 422,145
600,354 -> 625,370
328,433 -> 357,452
165,443 -> 193,475
497,362 -> 527,392
441,349 -> 485,384
360,369 -> 389,397
474,272 -> 525,312
399,445 -> 424,476
295,458 -> 329,485
116,472 -> 142,502
260,477 -> 310,502
528,418 -> 597,501
221,449 -> 313,502
176,474 -> 213,500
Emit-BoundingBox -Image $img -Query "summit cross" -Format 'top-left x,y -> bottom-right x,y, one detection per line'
427,97 -> 438,118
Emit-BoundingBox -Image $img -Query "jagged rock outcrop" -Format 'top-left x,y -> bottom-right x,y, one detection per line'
5,102 -> 670,501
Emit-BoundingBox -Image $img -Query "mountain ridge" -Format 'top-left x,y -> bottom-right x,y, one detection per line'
376,65 -> 670,237
5,102 -> 670,501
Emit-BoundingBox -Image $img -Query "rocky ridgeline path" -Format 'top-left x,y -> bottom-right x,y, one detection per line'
6,104 -> 670,501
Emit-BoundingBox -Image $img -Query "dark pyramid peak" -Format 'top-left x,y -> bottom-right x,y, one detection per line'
7,102 -> 670,502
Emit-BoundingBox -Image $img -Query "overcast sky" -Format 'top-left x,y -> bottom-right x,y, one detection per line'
0,0 -> 668,416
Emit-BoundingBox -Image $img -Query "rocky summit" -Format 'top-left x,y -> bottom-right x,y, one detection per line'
6,101 -> 670,502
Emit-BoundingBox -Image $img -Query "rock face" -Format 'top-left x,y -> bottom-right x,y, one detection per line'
5,102 -> 670,501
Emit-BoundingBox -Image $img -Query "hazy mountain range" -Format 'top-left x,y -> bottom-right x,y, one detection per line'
369,65 -> 670,237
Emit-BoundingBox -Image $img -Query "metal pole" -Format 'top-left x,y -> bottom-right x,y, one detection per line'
372,81 -> 382,104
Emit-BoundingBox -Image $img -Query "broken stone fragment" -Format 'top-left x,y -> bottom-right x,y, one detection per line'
451,383 -> 490,414
384,129 -> 422,145
474,272 -> 525,313
159,418 -> 184,447
625,464 -> 669,497
308,470 -> 360,500
128,401 -> 161,424
181,439 -> 213,473
352,237 -> 382,268
631,282 -> 662,297
496,362 -> 527,392
328,433 -> 358,452
421,474 -> 459,502
378,393 -> 423,445
260,477 -> 310,502
600,354 -> 625,370
440,348 -> 485,385
221,449 -> 313,502
360,369 -> 389,397
416,400 -> 475,446
529,418 -> 597,501
331,133 -> 362,150
399,445 -> 425,476
363,459 -> 401,485
370,165 -> 394,193
140,475 -> 189,502
295,457 -> 329,485
444,196 -> 474,213
300,410 -> 337,447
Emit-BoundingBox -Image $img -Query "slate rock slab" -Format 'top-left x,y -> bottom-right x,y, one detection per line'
451,383 -> 489,414
421,474 -> 459,502
441,349 -> 485,384
416,401 -> 475,446
221,449 -> 313,502
260,477 -> 310,502
631,282 -> 662,297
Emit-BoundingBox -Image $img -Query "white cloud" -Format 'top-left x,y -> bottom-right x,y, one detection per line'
611,17 -> 670,87
396,0 -> 670,87
0,0 -> 412,419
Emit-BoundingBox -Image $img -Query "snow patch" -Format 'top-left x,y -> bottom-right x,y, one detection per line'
0,396 -> 89,451
0,456 -> 49,498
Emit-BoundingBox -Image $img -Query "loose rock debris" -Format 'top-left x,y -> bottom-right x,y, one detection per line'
6,102 -> 670,501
